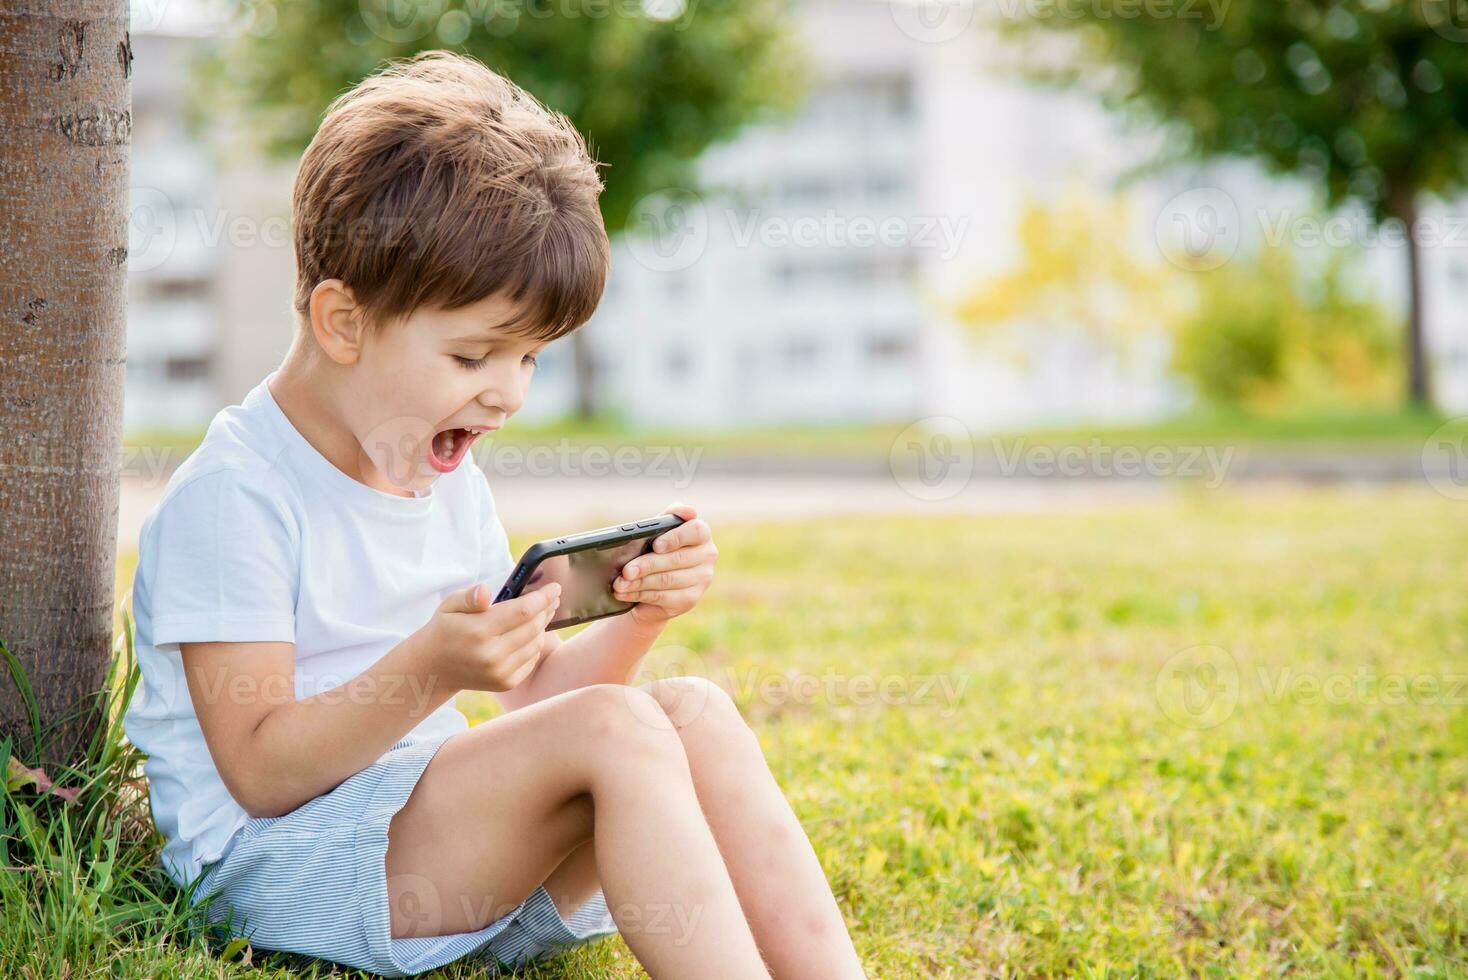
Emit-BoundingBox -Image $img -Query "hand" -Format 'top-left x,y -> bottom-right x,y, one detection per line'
421,581 -> 561,692
612,502 -> 717,627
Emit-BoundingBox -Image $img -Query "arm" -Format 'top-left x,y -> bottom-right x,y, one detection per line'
493,613 -> 667,712
494,503 -> 717,712
185,582 -> 560,819
182,631 -> 451,818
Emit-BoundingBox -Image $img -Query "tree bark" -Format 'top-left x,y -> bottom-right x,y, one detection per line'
0,2 -> 131,768
1388,186 -> 1433,410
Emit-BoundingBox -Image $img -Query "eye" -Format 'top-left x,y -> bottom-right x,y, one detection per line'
452,353 -> 491,370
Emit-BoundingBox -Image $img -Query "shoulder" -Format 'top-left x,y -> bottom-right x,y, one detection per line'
149,409 -> 302,542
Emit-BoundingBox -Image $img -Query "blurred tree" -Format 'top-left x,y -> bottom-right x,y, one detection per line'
0,1 -> 130,768
954,190 -> 1189,355
1004,0 -> 1468,409
1172,244 -> 1400,411
189,0 -> 804,418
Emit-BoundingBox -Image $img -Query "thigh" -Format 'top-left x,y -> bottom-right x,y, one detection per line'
385,689 -> 605,939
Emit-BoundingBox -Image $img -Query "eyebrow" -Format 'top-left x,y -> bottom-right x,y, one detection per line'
446,329 -> 549,350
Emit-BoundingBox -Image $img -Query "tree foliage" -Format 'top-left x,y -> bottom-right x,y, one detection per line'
188,0 -> 806,234
1003,0 -> 1468,406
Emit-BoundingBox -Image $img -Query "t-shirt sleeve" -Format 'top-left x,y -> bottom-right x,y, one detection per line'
146,468 -> 300,647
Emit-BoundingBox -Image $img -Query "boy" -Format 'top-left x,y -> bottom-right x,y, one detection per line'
122,51 -> 864,978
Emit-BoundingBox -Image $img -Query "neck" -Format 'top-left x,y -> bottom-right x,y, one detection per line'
269,340 -> 411,497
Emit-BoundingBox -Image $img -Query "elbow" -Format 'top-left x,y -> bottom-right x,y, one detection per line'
225,769 -> 282,819
219,746 -> 295,819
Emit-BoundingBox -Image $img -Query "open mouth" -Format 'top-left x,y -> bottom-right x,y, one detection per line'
427,426 -> 491,473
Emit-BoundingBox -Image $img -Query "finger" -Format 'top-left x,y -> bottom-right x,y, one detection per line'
489,583 -> 560,625
650,517 -> 711,555
614,586 -> 673,605
621,545 -> 707,581
617,564 -> 706,593
496,629 -> 550,690
441,584 -> 489,614
499,601 -> 558,649
662,501 -> 698,521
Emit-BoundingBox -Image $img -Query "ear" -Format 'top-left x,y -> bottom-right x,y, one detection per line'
308,279 -> 365,365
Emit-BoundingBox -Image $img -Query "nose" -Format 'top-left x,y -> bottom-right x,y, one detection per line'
476,361 -> 526,417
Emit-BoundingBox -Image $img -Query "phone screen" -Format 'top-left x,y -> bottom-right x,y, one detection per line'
523,537 -> 650,629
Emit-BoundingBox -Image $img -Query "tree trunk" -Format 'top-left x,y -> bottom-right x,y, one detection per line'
570,328 -> 598,419
1388,187 -> 1433,410
0,2 -> 131,768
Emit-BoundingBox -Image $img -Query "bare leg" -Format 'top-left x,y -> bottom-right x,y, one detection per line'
638,676 -> 866,979
385,684 -> 769,979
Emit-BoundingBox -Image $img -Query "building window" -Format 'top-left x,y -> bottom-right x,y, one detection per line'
867,333 -> 914,363
164,354 -> 211,381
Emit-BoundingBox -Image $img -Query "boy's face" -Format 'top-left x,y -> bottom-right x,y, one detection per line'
344,290 -> 547,495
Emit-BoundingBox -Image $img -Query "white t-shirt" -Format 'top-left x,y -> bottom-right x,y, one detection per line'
122,376 -> 515,888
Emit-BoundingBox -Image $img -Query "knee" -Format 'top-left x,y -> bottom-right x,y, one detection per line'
563,683 -> 690,771
639,676 -> 756,747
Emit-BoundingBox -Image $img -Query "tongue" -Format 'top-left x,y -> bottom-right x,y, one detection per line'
432,429 -> 456,463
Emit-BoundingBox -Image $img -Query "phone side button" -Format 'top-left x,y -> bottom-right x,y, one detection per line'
621,524 -> 637,531
636,519 -> 659,528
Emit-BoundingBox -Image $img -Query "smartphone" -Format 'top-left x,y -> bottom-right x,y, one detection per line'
493,514 -> 687,630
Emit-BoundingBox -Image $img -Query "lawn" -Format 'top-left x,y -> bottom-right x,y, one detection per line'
8,485 -> 1468,977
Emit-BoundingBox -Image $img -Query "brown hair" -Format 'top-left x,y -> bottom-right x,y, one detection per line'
290,50 -> 609,340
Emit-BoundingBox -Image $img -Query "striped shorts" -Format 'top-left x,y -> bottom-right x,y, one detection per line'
186,732 -> 618,977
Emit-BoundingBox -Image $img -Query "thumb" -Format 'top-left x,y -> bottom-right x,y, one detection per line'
440,583 -> 489,615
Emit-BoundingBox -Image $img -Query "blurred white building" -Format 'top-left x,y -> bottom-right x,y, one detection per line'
124,0 -> 1468,435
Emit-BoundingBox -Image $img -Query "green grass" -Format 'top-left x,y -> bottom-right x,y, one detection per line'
11,486 -> 1468,976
